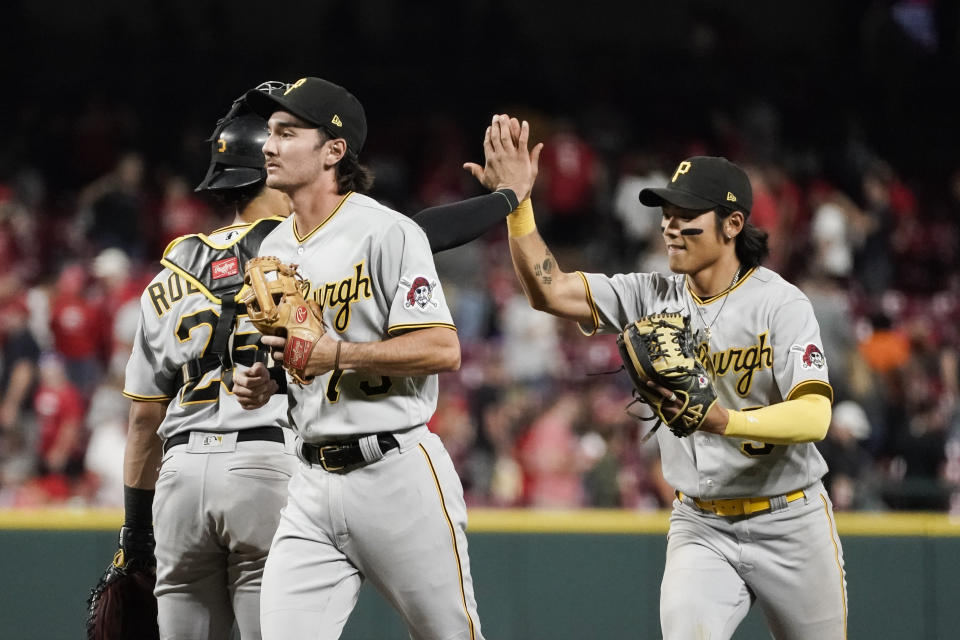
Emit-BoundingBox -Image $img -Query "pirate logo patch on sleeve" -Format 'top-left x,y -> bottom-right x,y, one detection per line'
401,276 -> 440,310
790,343 -> 826,370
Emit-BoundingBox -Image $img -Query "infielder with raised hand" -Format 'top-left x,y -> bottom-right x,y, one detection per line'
495,114 -> 846,639
233,78 -> 539,639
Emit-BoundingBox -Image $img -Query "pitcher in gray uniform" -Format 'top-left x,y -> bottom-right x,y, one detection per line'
233,79 -> 539,640
496,117 -> 846,640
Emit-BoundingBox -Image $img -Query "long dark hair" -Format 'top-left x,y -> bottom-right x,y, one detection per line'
717,206 -> 769,268
317,128 -> 374,194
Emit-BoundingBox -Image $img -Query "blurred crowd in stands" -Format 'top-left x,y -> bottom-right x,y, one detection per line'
2,97 -> 960,514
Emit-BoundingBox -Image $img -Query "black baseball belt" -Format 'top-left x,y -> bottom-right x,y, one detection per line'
163,426 -> 285,454
300,434 -> 399,472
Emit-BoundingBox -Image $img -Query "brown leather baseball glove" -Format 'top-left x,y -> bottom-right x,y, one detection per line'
240,256 -> 326,385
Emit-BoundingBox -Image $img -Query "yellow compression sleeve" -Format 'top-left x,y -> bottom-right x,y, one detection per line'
723,393 -> 832,444
507,199 -> 537,237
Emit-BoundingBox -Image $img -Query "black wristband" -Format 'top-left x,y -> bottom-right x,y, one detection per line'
123,485 -> 155,530
495,188 -> 520,211
268,365 -> 288,394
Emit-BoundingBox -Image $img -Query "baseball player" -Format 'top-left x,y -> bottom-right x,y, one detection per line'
494,115 -> 846,639
232,78 -> 537,640
121,80 -> 297,640
117,82 -> 536,639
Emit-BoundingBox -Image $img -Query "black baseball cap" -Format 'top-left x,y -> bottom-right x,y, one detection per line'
244,77 -> 367,156
639,156 -> 752,216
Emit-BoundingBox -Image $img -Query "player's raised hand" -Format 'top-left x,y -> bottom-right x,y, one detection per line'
233,361 -> 278,410
463,113 -> 542,201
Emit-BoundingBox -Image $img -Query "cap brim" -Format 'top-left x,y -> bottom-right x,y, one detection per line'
244,89 -> 318,128
195,166 -> 264,192
639,187 -> 717,210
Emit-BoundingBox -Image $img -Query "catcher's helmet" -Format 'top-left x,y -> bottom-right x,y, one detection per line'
195,81 -> 288,193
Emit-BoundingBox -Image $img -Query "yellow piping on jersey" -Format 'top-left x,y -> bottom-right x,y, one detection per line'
386,322 -> 457,336
575,271 -> 599,336
419,444 -> 477,640
159,264 -> 223,304
687,266 -> 757,305
786,379 -> 834,404
122,391 -> 173,402
292,191 -> 353,243
164,216 -> 286,254
819,493 -> 848,638
160,217 -> 287,304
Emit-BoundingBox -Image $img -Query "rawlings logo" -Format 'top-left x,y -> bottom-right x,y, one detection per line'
211,257 -> 239,279
295,305 -> 308,324
286,336 -> 312,370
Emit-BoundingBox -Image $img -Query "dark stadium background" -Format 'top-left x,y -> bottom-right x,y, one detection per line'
3,0 -> 958,193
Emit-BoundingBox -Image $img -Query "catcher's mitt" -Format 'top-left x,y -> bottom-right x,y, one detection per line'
86,527 -> 159,640
617,313 -> 718,438
240,256 -> 326,385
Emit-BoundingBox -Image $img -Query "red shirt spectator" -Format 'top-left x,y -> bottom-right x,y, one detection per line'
159,175 -> 214,251
539,128 -> 598,216
515,393 -> 586,507
34,355 -> 87,476
49,264 -> 104,361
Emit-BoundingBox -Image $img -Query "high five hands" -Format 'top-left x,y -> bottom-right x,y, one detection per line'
463,114 -> 543,202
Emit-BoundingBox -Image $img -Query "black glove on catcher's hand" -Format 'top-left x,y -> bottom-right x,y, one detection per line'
617,313 -> 718,438
85,526 -> 160,640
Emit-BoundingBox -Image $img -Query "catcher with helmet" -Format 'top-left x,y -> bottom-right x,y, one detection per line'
95,79 -> 296,640
494,118 -> 847,640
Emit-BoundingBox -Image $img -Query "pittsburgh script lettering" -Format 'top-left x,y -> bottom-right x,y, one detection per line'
698,331 -> 774,396
308,261 -> 373,332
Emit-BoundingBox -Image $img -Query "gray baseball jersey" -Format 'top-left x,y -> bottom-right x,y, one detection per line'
256,192 -> 483,640
124,222 -> 290,437
581,265 -> 833,499
581,265 -> 846,638
258,192 -> 455,441
123,219 -> 296,639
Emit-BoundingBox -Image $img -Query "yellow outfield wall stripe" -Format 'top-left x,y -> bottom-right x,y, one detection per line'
0,508 -> 124,530
3,508 -> 960,537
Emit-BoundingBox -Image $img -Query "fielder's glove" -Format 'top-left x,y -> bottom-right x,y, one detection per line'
85,527 -> 159,640
617,313 -> 718,438
240,256 -> 326,385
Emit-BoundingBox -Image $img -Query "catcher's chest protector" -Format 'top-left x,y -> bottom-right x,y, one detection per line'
162,217 -> 283,302
160,217 -> 283,368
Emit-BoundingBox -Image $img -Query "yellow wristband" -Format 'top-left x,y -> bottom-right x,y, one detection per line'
507,199 -> 537,237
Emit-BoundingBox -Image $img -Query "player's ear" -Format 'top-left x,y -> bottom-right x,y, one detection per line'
724,211 -> 745,240
327,138 -> 347,163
